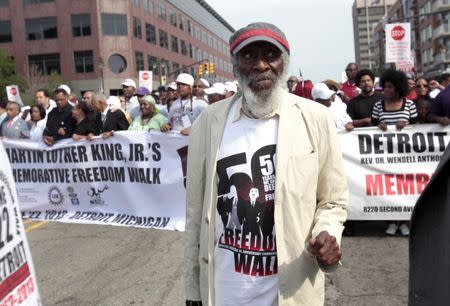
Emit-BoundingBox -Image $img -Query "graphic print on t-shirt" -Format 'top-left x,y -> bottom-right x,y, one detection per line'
216,144 -> 277,277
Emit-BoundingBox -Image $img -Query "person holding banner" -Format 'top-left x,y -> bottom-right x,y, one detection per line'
184,22 -> 347,306
372,69 -> 417,236
71,101 -> 99,141
28,104 -> 47,142
128,95 -> 168,131
43,88 -> 76,146
0,101 -> 29,139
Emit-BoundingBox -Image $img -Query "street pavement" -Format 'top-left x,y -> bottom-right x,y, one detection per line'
24,221 -> 408,305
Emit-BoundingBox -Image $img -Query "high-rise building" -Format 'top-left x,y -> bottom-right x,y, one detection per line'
352,0 -> 397,69
0,0 -> 235,96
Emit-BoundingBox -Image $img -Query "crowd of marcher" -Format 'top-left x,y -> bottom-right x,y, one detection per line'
0,59 -> 449,237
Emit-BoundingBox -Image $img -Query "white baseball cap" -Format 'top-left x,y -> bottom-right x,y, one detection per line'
176,73 -> 194,87
57,84 -> 71,95
121,78 -> 136,88
312,83 -> 335,100
224,81 -> 237,93
167,82 -> 177,91
199,78 -> 210,88
204,83 -> 227,95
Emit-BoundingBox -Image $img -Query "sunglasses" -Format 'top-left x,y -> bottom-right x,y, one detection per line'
416,84 -> 428,88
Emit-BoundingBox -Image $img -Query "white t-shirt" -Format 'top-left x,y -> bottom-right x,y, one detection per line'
29,119 -> 47,142
330,95 -> 352,129
125,96 -> 140,119
168,97 -> 208,131
215,100 -> 279,306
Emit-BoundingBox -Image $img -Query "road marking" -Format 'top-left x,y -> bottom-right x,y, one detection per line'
23,219 -> 34,225
25,221 -> 49,233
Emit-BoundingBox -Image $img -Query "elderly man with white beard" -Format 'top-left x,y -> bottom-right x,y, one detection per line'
184,22 -> 348,306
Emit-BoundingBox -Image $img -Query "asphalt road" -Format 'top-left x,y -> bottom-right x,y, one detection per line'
24,221 -> 408,306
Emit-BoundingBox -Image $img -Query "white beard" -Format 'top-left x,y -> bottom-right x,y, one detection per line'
235,56 -> 289,119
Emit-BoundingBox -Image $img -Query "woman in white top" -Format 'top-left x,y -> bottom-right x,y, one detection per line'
28,104 -> 47,142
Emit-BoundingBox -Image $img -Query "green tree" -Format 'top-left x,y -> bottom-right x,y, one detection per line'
0,49 -> 27,103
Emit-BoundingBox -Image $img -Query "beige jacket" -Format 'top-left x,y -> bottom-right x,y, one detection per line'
184,90 -> 348,305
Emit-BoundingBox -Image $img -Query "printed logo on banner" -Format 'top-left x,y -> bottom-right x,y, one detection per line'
67,186 -> 80,205
0,171 -> 14,207
48,186 -> 64,206
87,185 -> 109,205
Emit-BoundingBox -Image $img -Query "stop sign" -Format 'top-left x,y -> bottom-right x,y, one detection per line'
10,87 -> 17,96
142,72 -> 150,80
391,25 -> 405,41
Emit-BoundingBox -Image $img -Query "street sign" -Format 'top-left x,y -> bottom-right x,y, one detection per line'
386,23 -> 411,63
139,71 -> 153,91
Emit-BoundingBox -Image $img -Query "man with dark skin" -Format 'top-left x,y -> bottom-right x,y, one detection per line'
192,80 -> 207,101
185,22 -> 347,306
43,89 -> 76,146
341,63 -> 359,103
82,90 -> 95,108
121,79 -> 140,119
347,68 -> 383,127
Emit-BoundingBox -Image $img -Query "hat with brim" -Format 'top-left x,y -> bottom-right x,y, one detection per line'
312,83 -> 336,100
204,83 -> 227,95
229,22 -> 290,55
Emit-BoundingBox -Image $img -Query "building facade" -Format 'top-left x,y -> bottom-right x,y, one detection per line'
371,0 -> 450,77
0,0 -> 235,96
352,0 -> 397,69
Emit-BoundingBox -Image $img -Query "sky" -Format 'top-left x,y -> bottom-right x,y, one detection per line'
205,0 -> 356,83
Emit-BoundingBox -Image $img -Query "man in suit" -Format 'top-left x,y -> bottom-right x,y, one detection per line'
184,22 -> 347,306
91,93 -> 129,138
409,144 -> 450,305
0,101 -> 29,139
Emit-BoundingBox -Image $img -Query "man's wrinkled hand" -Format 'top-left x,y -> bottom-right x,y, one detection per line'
309,231 -> 342,267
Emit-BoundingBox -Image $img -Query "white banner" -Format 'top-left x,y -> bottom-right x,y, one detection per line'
386,23 -> 411,63
0,143 -> 41,305
138,71 -> 153,91
2,132 -> 188,231
340,124 -> 450,220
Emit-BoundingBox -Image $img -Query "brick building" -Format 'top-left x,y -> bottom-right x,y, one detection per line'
0,0 -> 235,96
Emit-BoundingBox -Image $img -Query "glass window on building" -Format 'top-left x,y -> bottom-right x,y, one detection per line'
0,21 -> 12,43
207,34 -> 212,47
74,50 -> 94,73
181,40 -> 187,56
187,20 -> 192,36
158,2 -> 166,20
159,30 -> 168,49
132,0 -> 140,6
133,17 -> 142,39
179,15 -> 185,31
26,17 -> 57,40
160,58 -> 169,75
189,44 -> 193,58
145,23 -> 156,44
144,0 -> 153,13
28,53 -> 60,75
0,0 -> 8,7
108,54 -> 127,74
148,55 -> 159,75
172,62 -> 179,73
169,10 -> 177,26
24,0 -> 53,4
171,35 -> 178,53
201,30 -> 207,44
101,13 -> 127,36
135,51 -> 144,71
72,14 -> 91,37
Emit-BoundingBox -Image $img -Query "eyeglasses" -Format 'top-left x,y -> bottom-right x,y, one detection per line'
287,80 -> 296,83
416,84 -> 428,88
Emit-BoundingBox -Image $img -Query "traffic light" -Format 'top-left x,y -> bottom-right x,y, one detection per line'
209,63 -> 215,74
197,64 -> 203,76
204,63 -> 209,74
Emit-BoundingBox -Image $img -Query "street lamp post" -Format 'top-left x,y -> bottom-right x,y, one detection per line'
98,57 -> 105,94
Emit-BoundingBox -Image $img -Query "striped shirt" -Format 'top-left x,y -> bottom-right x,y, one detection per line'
371,99 -> 418,125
